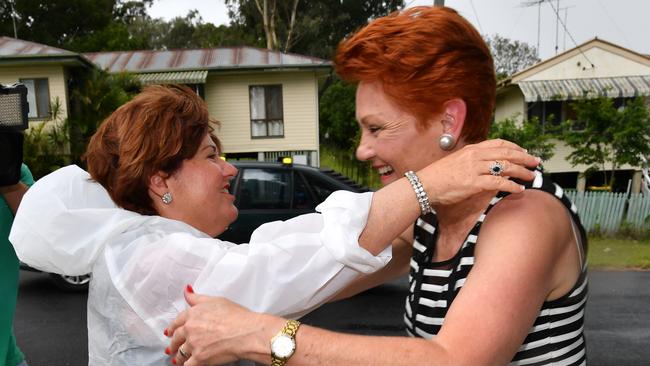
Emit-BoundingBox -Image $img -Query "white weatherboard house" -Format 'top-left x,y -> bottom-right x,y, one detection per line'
495,38 -> 650,192
84,47 -> 330,167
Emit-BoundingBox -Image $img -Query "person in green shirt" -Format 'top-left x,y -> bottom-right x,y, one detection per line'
0,129 -> 34,366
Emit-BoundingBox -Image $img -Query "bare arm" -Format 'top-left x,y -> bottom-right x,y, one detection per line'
357,139 -> 539,255
167,189 -> 580,366
0,182 -> 29,215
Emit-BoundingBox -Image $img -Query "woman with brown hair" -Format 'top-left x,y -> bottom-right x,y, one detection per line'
10,83 -> 537,365
165,6 -> 588,366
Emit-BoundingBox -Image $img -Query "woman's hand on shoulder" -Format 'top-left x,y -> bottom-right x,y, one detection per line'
419,139 -> 541,206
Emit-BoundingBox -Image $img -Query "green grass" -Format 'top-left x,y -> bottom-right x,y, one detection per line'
588,236 -> 650,269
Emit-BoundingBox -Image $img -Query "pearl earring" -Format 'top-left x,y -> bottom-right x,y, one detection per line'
161,192 -> 173,204
439,133 -> 456,151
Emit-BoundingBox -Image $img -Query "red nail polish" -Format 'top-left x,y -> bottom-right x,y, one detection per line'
165,347 -> 170,355
164,328 -> 168,337
186,284 -> 194,293
172,358 -> 177,365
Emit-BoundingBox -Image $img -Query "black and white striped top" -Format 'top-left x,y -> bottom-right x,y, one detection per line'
405,171 -> 588,365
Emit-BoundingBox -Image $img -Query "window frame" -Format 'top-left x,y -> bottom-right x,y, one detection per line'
249,84 -> 284,139
19,77 -> 51,120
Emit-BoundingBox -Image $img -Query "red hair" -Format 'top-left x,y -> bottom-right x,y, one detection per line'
85,84 -> 221,215
335,6 -> 495,143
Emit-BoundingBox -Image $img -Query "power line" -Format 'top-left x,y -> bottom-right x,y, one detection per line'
468,0 -> 484,34
595,0 -> 632,47
547,0 -> 595,68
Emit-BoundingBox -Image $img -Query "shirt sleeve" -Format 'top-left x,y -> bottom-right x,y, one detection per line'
20,164 -> 35,187
107,191 -> 392,341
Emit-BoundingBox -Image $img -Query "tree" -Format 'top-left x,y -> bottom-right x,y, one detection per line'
485,34 -> 540,80
319,80 -> 358,151
489,117 -> 556,162
0,0 -> 158,51
0,0 -> 115,48
225,0 -> 404,58
562,96 -> 650,188
66,68 -> 141,161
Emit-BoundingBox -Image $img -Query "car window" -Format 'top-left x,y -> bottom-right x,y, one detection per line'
238,168 -> 291,209
303,172 -> 341,203
293,174 -> 315,209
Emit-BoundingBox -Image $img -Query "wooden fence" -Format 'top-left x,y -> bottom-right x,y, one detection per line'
565,191 -> 650,234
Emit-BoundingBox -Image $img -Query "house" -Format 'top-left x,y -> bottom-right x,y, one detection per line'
0,36 -> 93,123
495,38 -> 650,192
0,36 -> 331,167
83,47 -> 331,167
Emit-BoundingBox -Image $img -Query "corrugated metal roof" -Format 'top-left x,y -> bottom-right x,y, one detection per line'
83,47 -> 330,73
0,36 -> 78,57
518,76 -> 650,102
136,70 -> 208,85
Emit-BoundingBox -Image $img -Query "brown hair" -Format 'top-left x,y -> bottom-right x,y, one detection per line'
85,84 -> 221,215
335,6 -> 495,143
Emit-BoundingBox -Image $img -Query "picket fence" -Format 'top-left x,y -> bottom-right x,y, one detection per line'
565,191 -> 650,234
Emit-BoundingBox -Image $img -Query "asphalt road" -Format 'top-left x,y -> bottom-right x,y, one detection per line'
14,270 -> 650,365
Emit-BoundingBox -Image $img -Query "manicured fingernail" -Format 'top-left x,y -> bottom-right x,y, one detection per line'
520,185 -> 526,191
186,284 -> 194,293
164,328 -> 168,337
536,157 -> 542,163
172,358 -> 177,365
165,347 -> 171,355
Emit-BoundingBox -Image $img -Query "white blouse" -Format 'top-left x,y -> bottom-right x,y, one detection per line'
10,165 -> 391,366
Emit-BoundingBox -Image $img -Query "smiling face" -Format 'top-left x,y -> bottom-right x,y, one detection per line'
160,133 -> 238,237
355,81 -> 450,186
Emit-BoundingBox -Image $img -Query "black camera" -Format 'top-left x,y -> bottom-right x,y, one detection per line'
0,83 -> 29,186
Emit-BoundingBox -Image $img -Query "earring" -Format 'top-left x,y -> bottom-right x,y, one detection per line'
439,133 -> 456,151
161,192 -> 173,204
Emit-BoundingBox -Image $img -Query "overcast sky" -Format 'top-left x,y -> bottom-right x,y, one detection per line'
148,0 -> 650,60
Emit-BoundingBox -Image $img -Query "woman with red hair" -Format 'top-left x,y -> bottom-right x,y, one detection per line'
166,6 -> 587,366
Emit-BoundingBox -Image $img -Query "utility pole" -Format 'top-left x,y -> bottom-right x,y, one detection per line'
559,5 -> 575,52
434,0 -> 445,7
521,1 -> 546,59
554,0 -> 560,55
10,0 -> 18,38
537,2 -> 541,58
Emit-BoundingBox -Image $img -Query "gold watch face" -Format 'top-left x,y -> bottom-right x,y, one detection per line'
271,334 -> 296,359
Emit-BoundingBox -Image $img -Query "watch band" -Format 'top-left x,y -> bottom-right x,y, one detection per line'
271,319 -> 301,366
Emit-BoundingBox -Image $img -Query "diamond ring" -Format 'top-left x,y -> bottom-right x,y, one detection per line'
489,161 -> 504,176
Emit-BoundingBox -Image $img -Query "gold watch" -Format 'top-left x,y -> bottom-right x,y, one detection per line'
270,319 -> 301,366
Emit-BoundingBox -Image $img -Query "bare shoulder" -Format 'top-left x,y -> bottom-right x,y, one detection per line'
476,188 -> 573,261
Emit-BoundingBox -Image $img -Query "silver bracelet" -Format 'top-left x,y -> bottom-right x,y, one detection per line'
404,170 -> 433,215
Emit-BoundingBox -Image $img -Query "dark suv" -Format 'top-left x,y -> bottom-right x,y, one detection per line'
218,161 -> 370,243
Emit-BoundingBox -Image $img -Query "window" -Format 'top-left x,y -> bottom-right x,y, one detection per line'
237,168 -> 290,209
20,78 -> 50,119
293,174 -> 315,209
302,172 -> 341,203
249,85 -> 283,138
527,100 -> 563,133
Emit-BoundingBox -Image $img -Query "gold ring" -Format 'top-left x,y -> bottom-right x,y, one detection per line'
178,345 -> 190,359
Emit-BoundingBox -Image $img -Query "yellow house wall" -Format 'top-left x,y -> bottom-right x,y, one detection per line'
522,46 -> 650,81
0,64 -> 69,122
205,72 -> 319,154
543,139 -> 637,173
494,87 -> 526,123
